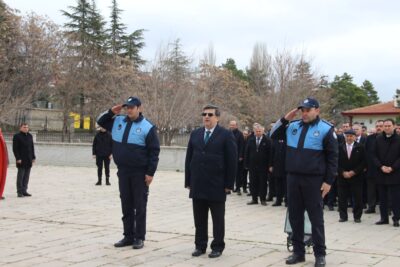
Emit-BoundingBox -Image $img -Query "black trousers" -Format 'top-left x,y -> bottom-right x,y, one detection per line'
192,199 -> 225,252
235,161 -> 245,191
378,184 -> 400,222
249,169 -> 268,202
274,175 -> 287,203
16,167 -> 31,194
367,176 -> 378,209
337,180 -> 363,220
96,156 -> 110,179
287,173 -> 326,257
117,170 -> 148,240
326,179 -> 337,207
268,174 -> 276,198
242,168 -> 249,191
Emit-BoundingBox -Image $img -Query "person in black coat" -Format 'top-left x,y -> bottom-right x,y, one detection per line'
364,120 -> 384,213
337,129 -> 367,223
245,124 -> 271,206
229,120 -> 245,195
12,123 -> 35,197
269,134 -> 287,206
92,127 -> 113,185
185,104 -> 237,258
372,119 -> 400,227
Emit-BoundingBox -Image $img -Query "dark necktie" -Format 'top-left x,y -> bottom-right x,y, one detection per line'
204,130 -> 211,143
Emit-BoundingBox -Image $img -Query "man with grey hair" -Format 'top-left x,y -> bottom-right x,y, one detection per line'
245,124 -> 271,206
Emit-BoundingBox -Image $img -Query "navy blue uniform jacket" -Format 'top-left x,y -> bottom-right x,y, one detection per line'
185,125 -> 238,202
97,109 -> 160,176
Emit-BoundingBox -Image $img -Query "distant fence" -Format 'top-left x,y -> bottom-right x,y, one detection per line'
2,131 -> 190,147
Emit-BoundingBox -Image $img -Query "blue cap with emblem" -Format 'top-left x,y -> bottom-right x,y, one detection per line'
122,96 -> 141,107
298,97 -> 320,109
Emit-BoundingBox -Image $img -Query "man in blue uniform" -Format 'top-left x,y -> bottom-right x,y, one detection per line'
97,96 -> 160,249
270,98 -> 338,267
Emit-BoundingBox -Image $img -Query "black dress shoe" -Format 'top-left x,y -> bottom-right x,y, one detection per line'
266,196 -> 274,202
114,237 -> 133,247
192,248 -> 206,257
208,250 -> 222,258
339,218 -> 348,222
132,239 -> 144,249
394,220 -> 399,227
364,208 -> 376,214
315,256 -> 326,267
0,196 -> 5,200
261,201 -> 267,206
286,253 -> 305,265
272,202 -> 282,207
237,191 -> 242,195
246,193 -> 252,196
354,218 -> 361,223
17,193 -> 24,197
247,200 -> 258,205
95,181 -> 101,186
23,192 -> 32,197
375,220 -> 389,225
243,189 -> 248,193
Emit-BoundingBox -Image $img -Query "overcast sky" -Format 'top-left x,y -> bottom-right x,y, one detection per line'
8,0 -> 400,101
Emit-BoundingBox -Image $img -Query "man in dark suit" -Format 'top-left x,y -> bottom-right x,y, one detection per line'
337,129 -> 367,223
372,119 -> 400,227
12,123 -> 36,197
185,104 -> 237,258
245,124 -> 271,206
364,120 -> 384,213
229,120 -> 245,195
269,135 -> 287,207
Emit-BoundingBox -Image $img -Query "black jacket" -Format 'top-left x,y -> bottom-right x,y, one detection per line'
231,128 -> 245,160
185,125 -> 237,202
92,131 -> 113,157
372,133 -> 400,185
244,134 -> 271,172
365,133 -> 379,178
270,138 -> 286,177
12,131 -> 35,168
337,142 -> 366,185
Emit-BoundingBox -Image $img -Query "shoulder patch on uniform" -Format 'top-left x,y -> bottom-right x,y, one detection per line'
292,128 -> 298,135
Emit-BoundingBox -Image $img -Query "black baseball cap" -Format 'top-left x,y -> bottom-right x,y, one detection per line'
298,97 -> 320,109
344,129 -> 356,136
122,96 -> 141,107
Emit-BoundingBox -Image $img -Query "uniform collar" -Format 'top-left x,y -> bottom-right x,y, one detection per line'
124,113 -> 144,123
299,116 -> 320,127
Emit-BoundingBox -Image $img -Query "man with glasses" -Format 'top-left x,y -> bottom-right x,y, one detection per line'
185,104 -> 237,258
12,123 -> 36,197
97,96 -> 160,249
270,97 -> 338,267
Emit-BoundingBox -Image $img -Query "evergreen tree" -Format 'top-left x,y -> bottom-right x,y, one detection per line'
360,80 -> 380,104
120,29 -> 145,68
87,0 -> 107,56
222,58 -> 249,82
108,0 -> 126,57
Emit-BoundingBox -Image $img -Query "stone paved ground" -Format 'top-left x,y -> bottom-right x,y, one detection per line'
1,166 -> 400,267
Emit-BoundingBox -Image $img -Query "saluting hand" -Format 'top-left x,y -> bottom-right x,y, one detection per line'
111,104 -> 123,115
284,108 -> 299,121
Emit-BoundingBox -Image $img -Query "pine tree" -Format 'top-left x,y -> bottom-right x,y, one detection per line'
360,80 -> 380,104
120,29 -> 145,68
87,0 -> 107,56
108,0 -> 126,57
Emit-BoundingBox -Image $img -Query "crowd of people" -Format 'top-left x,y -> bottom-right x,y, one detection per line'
7,95 -> 400,267
227,117 -> 400,228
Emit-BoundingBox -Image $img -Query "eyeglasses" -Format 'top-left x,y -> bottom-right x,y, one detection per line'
201,113 -> 215,117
